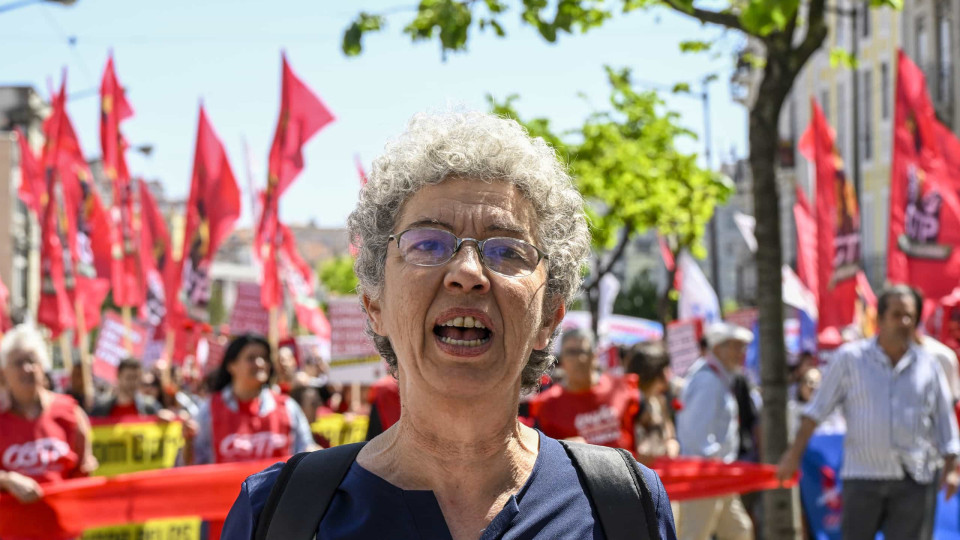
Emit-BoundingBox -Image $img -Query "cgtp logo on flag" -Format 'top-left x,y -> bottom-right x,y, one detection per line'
2,438 -> 71,473
900,162 -> 951,260
219,432 -> 288,460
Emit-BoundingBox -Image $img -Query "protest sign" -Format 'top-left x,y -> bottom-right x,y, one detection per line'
93,311 -> 149,383
82,517 -> 201,540
666,319 -> 703,378
311,413 -> 370,447
89,417 -> 184,477
328,297 -> 382,384
228,282 -> 270,335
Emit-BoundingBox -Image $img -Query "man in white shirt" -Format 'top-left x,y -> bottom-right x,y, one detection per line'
675,322 -> 754,540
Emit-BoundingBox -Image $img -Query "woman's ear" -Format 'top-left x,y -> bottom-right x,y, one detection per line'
362,294 -> 385,335
535,299 -> 566,350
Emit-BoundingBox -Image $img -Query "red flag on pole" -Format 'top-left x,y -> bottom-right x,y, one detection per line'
256,53 -> 334,309
887,50 -> 960,300
793,186 -> 818,297
167,105 -> 241,326
806,99 -> 860,332
278,224 -> 331,339
139,179 -> 172,329
15,129 -> 44,217
100,54 -> 145,309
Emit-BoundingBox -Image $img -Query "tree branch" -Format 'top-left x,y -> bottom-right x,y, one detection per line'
791,0 -> 828,73
584,222 -> 634,291
660,0 -> 747,34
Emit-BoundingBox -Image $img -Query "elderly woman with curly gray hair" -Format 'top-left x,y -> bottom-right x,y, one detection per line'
222,111 -> 677,540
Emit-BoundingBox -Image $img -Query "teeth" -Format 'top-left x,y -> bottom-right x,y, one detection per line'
439,336 -> 489,347
440,316 -> 487,329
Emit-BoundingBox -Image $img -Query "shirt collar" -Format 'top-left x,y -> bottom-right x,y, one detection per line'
221,386 -> 275,414
705,354 -> 735,384
869,338 -> 918,373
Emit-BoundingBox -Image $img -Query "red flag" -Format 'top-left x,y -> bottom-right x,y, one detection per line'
0,272 -> 12,333
167,106 -> 241,326
36,77 -> 76,337
256,53 -> 334,309
139,179 -> 171,328
100,55 -> 145,308
15,129 -> 44,217
807,99 -> 860,332
794,186 -> 818,297
278,225 -> 332,339
887,50 -> 960,300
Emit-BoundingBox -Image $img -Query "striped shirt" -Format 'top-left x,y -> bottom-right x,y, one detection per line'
804,338 -> 960,483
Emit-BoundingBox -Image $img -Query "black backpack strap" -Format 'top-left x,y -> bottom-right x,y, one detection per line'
254,442 -> 367,540
559,441 -> 661,540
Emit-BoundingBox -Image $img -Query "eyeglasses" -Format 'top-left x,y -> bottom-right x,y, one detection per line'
388,227 -> 548,278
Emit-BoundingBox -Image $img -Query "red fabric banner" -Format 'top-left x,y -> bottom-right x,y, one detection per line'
794,186 -> 818,297
805,99 -> 859,332
166,106 -> 241,328
15,128 -> 44,217
256,53 -> 334,309
0,271 -> 12,333
139,179 -> 172,329
101,55 -> 146,309
0,456 -> 794,538
887,50 -> 960,300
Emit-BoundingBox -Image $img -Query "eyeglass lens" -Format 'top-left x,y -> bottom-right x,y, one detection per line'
397,228 -> 540,277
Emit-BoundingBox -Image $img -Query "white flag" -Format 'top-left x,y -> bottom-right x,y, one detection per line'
781,265 -> 819,319
678,252 -> 721,324
597,273 -> 621,342
733,212 -> 757,252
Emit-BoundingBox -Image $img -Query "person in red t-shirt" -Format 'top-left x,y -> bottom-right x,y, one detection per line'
0,325 -> 97,504
365,375 -> 401,440
90,358 -> 167,419
530,328 -> 641,453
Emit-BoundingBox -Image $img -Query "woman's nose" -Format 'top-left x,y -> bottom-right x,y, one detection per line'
444,243 -> 490,293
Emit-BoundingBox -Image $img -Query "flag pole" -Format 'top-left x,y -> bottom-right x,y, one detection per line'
59,334 -> 73,374
121,306 -> 134,352
269,306 -> 279,368
74,301 -> 94,409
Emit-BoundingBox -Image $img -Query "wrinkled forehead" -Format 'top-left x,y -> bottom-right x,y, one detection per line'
395,178 -> 539,239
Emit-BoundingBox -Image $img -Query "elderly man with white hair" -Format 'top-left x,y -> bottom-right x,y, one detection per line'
675,322 -> 755,540
0,325 -> 97,505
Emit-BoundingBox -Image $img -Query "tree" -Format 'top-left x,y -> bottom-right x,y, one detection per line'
318,254 -> 360,297
342,1 -> 901,537
489,66 -> 730,333
613,270 -> 664,321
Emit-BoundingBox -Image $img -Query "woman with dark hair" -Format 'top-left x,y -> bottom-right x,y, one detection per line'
181,333 -> 315,465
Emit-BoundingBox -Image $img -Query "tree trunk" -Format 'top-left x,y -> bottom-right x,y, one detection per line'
751,48 -> 802,540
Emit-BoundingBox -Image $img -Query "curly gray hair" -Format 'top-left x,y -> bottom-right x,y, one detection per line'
347,110 -> 591,393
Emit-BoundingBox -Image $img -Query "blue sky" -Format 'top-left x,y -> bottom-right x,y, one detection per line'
1,0 -> 748,229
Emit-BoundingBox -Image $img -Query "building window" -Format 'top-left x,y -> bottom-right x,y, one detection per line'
917,16 -> 929,68
861,1 -> 870,38
837,82 -> 848,160
861,68 -> 873,162
881,61 -> 890,120
937,4 -> 952,102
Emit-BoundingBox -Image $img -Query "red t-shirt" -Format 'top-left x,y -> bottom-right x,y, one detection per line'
108,402 -> 140,419
0,393 -> 83,484
210,391 -> 293,463
530,373 -> 641,452
368,376 -> 401,430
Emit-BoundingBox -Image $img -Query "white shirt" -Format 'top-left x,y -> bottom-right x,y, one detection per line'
921,335 -> 960,401
676,356 -> 740,462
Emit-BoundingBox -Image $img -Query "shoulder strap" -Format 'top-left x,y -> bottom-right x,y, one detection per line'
559,441 -> 661,540
254,442 -> 367,540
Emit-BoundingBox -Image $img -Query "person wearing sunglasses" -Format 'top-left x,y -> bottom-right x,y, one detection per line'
222,111 -> 677,539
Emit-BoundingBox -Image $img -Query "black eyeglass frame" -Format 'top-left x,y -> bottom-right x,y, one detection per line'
387,227 -> 549,278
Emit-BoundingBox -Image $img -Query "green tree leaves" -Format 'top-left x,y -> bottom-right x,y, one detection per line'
318,255 -> 360,296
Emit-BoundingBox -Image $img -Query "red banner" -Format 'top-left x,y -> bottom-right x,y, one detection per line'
0,456 -> 793,538
139,178 -> 171,329
798,99 -> 859,332
887,50 -> 960,300
256,53 -> 334,309
166,105 -> 241,327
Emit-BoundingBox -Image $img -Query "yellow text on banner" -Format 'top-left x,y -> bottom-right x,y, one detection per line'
91,420 -> 184,476
81,517 -> 201,540
311,414 -> 369,447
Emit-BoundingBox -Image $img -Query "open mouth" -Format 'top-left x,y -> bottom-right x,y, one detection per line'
433,315 -> 493,347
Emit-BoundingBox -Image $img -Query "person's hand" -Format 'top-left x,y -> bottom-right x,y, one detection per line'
943,468 -> 960,500
182,418 -> 199,440
80,453 -> 99,475
0,471 -> 44,503
776,451 -> 800,484
156,409 -> 177,424
665,438 -> 681,459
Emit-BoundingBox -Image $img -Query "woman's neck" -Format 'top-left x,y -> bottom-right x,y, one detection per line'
231,383 -> 261,401
565,368 -> 598,392
11,388 -> 45,419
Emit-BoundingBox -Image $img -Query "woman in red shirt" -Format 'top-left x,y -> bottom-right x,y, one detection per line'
0,325 -> 97,503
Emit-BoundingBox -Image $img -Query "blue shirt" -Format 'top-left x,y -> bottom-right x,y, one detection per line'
221,430 -> 677,539
804,338 -> 960,483
676,356 -> 740,462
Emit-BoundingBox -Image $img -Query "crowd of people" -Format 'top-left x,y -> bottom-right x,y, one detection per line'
3,110 -> 960,540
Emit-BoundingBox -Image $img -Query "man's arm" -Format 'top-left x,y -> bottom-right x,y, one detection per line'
776,416 -> 818,481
